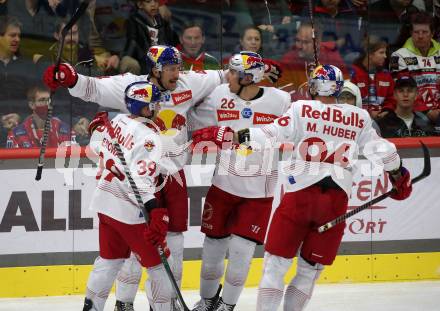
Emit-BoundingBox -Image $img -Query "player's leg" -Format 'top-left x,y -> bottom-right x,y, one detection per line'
282,186 -> 348,311
83,214 -> 130,311
256,252 -> 293,311
216,197 -> 273,310
124,218 -> 174,310
162,170 -> 188,294
194,186 -> 238,311
114,253 -> 142,310
282,256 -> 324,311
256,191 -> 311,311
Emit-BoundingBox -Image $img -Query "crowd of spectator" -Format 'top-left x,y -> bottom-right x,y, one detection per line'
0,0 -> 438,149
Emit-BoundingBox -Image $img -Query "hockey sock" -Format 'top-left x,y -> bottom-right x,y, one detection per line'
167,232 -> 184,293
85,256 -> 125,311
115,253 -> 142,303
222,235 -> 256,305
283,256 -> 324,311
200,236 -> 229,299
145,264 -> 173,311
256,252 -> 292,311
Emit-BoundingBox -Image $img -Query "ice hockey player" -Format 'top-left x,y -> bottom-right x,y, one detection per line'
43,44 -> 281,310
43,45 -> 225,310
189,51 -> 291,311
191,64 -> 413,311
83,81 -> 174,311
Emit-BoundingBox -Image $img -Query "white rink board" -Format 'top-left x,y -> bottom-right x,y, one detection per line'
0,157 -> 439,256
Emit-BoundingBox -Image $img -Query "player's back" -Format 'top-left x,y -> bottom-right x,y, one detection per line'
89,114 -> 160,224
276,100 -> 373,195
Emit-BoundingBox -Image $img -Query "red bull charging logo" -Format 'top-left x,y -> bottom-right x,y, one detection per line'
241,54 -> 261,70
131,86 -> 153,102
148,46 -> 166,62
313,66 -> 330,80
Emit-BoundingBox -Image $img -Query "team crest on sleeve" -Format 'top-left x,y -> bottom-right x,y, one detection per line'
144,140 -> 155,151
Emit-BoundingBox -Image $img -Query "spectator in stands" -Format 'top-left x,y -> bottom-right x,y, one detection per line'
5,0 -> 88,58
350,36 -> 396,120
390,12 -> 440,122
279,20 -> 347,100
302,0 -> 362,61
34,18 -> 99,145
369,0 -> 419,50
6,84 -> 73,148
234,0 -> 292,33
123,0 -> 177,74
239,25 -> 263,54
377,76 -> 437,137
35,19 -> 108,76
0,16 -> 37,112
0,112 -> 19,147
178,22 -> 220,70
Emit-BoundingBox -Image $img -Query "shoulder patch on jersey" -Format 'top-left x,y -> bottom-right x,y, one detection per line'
378,81 -> 390,87
434,56 -> 440,64
403,57 -> 418,66
144,139 -> 155,151
171,90 -> 192,105
217,109 -> 239,121
253,112 -> 278,124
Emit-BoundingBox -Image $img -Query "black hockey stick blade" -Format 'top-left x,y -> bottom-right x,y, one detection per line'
317,142 -> 431,233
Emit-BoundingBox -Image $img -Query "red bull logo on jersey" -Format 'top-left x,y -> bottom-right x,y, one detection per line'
171,90 -> 192,105
148,46 -> 166,63
155,109 -> 186,135
130,86 -> 153,102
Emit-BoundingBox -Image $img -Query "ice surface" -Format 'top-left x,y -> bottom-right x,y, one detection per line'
0,281 -> 439,311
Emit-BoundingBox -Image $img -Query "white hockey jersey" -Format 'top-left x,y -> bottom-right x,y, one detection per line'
249,100 -> 401,196
70,70 -> 225,168
89,114 -> 163,224
191,84 -> 291,198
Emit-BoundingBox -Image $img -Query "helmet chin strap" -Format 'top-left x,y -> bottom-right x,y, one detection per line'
236,76 -> 252,97
149,70 -> 167,91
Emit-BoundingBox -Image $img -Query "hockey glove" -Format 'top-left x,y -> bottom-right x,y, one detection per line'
43,63 -> 78,91
88,112 -> 109,136
389,166 -> 412,200
192,126 -> 234,149
264,59 -> 282,83
144,207 -> 170,256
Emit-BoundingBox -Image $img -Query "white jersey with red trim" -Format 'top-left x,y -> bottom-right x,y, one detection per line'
89,114 -> 162,224
192,84 -> 291,198
70,70 -> 225,168
249,100 -> 401,196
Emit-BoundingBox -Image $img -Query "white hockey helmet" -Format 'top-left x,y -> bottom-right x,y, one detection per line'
309,64 -> 344,97
228,51 -> 265,84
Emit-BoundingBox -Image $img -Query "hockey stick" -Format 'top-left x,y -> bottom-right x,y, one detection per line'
35,0 -> 91,181
102,117 -> 190,311
307,0 -> 319,67
317,142 -> 431,233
